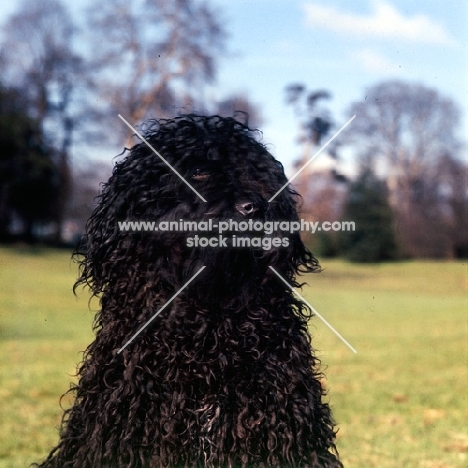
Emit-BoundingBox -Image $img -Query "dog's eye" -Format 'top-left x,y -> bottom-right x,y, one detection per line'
191,168 -> 210,180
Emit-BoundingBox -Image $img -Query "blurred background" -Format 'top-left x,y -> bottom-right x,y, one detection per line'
0,0 -> 466,258
0,1 -> 466,467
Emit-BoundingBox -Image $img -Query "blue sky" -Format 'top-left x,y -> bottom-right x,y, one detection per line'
209,0 -> 467,172
1,0 -> 466,173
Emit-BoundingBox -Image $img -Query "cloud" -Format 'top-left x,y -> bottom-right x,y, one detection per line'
354,48 -> 405,75
303,0 -> 457,46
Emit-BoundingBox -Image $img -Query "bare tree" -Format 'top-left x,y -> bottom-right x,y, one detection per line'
215,93 -> 263,129
1,0 -> 83,146
285,85 -> 333,146
437,153 -> 468,258
285,84 -> 341,220
85,0 -> 226,143
345,80 -> 463,257
346,80 -> 460,210
1,0 -> 85,241
66,161 -> 113,241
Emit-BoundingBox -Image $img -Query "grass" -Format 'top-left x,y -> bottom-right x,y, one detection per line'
0,246 -> 466,468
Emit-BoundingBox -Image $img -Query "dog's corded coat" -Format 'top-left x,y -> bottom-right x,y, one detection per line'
35,115 -> 343,468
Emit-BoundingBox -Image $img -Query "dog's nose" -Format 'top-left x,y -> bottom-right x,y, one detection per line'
235,201 -> 257,216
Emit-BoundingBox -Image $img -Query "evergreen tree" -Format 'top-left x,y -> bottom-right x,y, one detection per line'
0,84 -> 59,241
339,165 -> 398,262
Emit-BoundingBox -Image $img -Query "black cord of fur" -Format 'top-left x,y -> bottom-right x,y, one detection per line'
34,115 -> 343,468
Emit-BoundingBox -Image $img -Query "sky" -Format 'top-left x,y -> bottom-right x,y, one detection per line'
1,0 -> 467,175
209,0 -> 467,174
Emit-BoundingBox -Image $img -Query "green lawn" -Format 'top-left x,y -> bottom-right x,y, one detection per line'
0,247 -> 466,468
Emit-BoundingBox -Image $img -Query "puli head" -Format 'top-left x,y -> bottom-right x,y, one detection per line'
76,115 -> 319,305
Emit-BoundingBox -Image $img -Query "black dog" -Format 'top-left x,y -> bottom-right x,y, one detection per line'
35,115 -> 343,467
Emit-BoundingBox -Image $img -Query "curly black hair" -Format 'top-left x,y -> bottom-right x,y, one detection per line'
34,115 -> 342,468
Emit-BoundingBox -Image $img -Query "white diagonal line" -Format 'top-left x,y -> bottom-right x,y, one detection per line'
268,115 -> 356,202
117,266 -> 206,354
118,114 -> 207,202
269,266 -> 357,353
